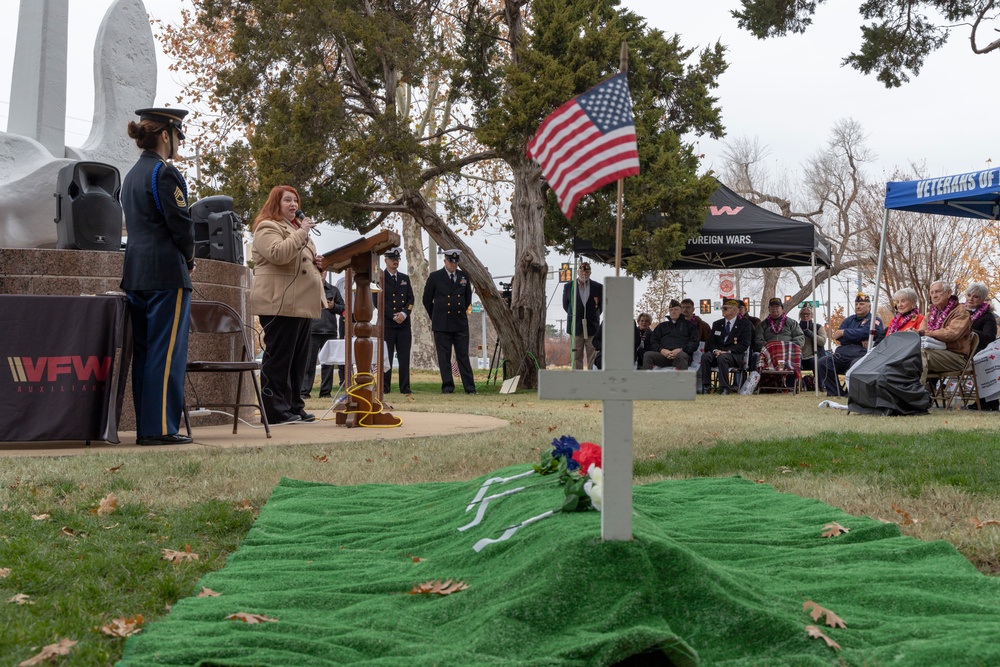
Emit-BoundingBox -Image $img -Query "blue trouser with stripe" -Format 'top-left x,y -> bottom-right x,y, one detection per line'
127,289 -> 191,437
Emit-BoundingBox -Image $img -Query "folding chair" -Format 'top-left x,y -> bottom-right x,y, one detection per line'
183,301 -> 271,438
711,348 -> 749,391
755,341 -> 802,394
927,333 -> 979,409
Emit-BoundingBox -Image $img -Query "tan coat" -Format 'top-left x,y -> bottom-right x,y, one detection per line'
925,304 -> 972,356
250,217 -> 325,319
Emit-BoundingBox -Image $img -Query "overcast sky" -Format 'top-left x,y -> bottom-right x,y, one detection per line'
2,0 -> 997,324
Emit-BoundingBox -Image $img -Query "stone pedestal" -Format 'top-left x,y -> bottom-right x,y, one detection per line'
0,248 -> 254,431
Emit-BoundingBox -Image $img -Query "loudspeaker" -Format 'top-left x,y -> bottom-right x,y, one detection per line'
190,195 -> 244,265
54,161 -> 123,250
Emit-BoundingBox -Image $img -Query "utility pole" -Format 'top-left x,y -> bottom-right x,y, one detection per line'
677,274 -> 690,300
556,318 -> 565,335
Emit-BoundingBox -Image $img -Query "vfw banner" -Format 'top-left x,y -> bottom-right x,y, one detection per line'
974,340 -> 1000,402
719,273 -> 735,299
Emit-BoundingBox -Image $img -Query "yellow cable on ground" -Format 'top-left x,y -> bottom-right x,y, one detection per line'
343,372 -> 402,428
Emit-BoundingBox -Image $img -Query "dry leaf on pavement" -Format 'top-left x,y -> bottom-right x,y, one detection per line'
804,600 -> 847,628
197,587 -> 222,597
8,593 -> 33,604
161,545 -> 199,563
805,625 -> 841,650
97,493 -> 118,516
409,579 -> 469,595
100,615 -> 144,638
17,638 -> 77,666
226,612 -> 278,624
821,522 -> 849,538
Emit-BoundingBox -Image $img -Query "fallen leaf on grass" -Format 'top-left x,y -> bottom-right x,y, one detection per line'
234,499 -> 254,512
17,638 -> 77,666
409,579 -> 469,595
892,503 -> 920,525
777,466 -> 793,474
96,493 -> 118,516
0,568 -> 10,578
60,526 -> 80,538
821,522 -> 849,538
100,615 -> 144,638
197,587 -> 222,597
8,593 -> 33,604
312,454 -> 328,463
161,545 -> 199,563
805,625 -> 840,650
103,523 -> 120,530
31,514 -> 50,521
407,555 -> 425,563
226,612 -> 278,624
104,464 -> 124,474
753,479 -> 766,484
970,517 -> 1000,530
547,425 -> 558,432
804,600 -> 847,628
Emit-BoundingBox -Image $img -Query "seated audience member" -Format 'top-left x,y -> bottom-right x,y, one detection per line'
886,287 -> 924,336
635,313 -> 653,366
681,298 -> 712,343
640,300 -> 699,370
754,298 -> 805,350
965,282 -> 997,410
700,298 -> 752,394
817,293 -> 885,396
798,305 -> 827,372
738,301 -> 761,331
917,280 -> 972,385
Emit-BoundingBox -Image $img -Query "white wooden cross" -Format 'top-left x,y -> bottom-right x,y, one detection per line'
538,276 -> 695,540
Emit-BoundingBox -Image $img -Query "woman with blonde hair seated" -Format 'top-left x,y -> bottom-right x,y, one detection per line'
886,287 -> 924,335
965,282 -> 997,410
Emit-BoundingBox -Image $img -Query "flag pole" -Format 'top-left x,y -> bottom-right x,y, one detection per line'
614,41 -> 628,277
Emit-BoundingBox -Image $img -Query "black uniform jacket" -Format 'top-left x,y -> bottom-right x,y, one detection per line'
120,150 -> 195,291
563,280 -> 603,337
706,316 -> 753,356
311,282 -> 346,335
649,316 -> 700,356
422,268 -> 472,332
381,271 -> 415,330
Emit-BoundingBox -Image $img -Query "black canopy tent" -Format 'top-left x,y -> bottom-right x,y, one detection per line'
573,180 -> 833,269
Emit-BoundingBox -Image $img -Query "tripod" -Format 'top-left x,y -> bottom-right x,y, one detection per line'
487,337 -> 505,385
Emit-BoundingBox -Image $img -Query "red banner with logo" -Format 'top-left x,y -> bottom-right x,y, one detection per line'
719,273 -> 735,299
1,295 -> 127,442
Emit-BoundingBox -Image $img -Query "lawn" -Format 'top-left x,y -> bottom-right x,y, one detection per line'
3,368 -> 1000,665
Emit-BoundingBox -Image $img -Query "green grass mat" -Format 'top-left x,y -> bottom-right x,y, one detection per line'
119,471 -> 1000,666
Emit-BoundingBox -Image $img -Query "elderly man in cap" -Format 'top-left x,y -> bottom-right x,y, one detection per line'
917,280 -> 972,385
562,261 -> 603,369
423,249 -> 477,394
754,298 -> 805,350
120,106 -> 196,445
640,300 -> 700,370
701,298 -> 753,394
817,293 -> 885,396
380,247 -> 415,394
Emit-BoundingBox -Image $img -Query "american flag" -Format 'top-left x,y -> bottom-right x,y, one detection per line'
526,73 -> 640,219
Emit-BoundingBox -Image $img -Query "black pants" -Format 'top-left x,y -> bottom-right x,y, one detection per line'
259,315 -> 311,423
384,327 -> 412,394
434,329 -> 475,393
701,352 -> 742,391
301,333 -> 338,397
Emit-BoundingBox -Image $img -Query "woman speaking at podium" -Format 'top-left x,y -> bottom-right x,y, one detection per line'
250,186 -> 325,424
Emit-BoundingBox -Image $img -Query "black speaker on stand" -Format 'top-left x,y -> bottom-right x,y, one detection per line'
53,161 -> 123,250
190,195 -> 244,265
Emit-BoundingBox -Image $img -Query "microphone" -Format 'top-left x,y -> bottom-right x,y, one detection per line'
295,209 -> 321,236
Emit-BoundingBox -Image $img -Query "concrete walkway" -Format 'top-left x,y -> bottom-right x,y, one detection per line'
0,411 -> 509,458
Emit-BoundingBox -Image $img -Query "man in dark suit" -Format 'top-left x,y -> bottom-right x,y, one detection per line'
380,247 -> 414,394
301,280 -> 345,399
562,261 -> 603,369
422,249 -> 476,394
701,298 -> 753,394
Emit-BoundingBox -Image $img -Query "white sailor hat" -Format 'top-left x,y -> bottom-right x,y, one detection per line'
384,247 -> 402,260
442,249 -> 462,262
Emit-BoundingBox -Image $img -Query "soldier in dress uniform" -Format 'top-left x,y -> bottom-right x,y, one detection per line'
422,249 -> 476,394
120,107 -> 195,445
380,247 -> 414,394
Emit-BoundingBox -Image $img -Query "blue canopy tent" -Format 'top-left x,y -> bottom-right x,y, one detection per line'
871,167 -> 1000,344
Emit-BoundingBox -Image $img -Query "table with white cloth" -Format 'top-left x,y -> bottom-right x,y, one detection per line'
318,339 -> 390,367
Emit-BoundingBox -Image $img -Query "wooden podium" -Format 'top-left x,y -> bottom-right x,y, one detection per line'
322,231 -> 401,427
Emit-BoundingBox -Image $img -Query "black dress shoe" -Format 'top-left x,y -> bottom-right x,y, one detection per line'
299,412 -> 317,422
272,414 -> 301,424
719,388 -> 731,396
318,394 -> 332,399
466,390 -> 477,395
442,389 -> 454,394
137,434 -> 193,446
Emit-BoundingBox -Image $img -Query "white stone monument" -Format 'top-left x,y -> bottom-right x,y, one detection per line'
0,0 -> 157,248
538,276 -> 695,540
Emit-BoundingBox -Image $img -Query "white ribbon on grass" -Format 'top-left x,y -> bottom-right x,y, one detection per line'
472,510 -> 556,553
